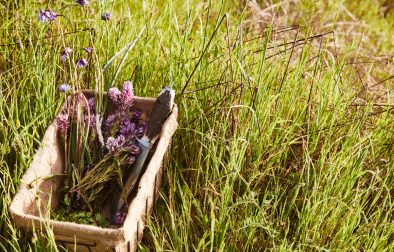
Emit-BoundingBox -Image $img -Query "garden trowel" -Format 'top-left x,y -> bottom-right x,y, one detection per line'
114,87 -> 175,214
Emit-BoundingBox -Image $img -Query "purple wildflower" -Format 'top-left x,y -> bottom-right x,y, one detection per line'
60,47 -> 72,62
136,122 -> 146,138
108,82 -> 134,109
60,54 -> 67,62
126,156 -> 136,164
91,115 -> 96,129
88,98 -> 95,112
38,9 -> 58,22
105,114 -> 117,130
76,58 -> 88,68
84,47 -> 92,54
48,10 -> 58,21
119,120 -> 136,136
101,12 -> 112,21
85,114 -> 96,129
75,0 -> 89,7
71,93 -> 88,109
82,98 -> 94,114
57,114 -> 69,134
59,84 -> 71,93
105,135 -> 125,156
113,212 -> 126,226
37,9 -> 47,22
121,81 -> 134,109
133,109 -> 142,119
125,143 -> 140,155
108,87 -> 122,105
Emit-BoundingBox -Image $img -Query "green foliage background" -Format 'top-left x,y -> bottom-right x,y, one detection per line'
1,0 -> 393,251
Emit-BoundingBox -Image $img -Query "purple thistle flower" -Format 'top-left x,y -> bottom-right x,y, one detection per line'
59,84 -> 71,93
133,109 -> 142,119
84,47 -> 92,54
90,114 -> 96,129
75,0 -> 89,7
113,212 -> 126,226
84,114 -> 96,129
125,143 -> 140,155
126,155 -> 136,164
60,47 -> 72,62
136,122 -> 146,138
76,58 -> 88,68
108,87 -> 122,105
88,98 -> 95,112
108,82 -> 134,109
101,12 -> 112,21
74,92 -> 87,105
119,120 -> 136,136
105,114 -> 117,130
121,81 -> 134,109
72,93 -> 88,109
82,98 -> 94,114
57,114 -> 69,134
91,114 -> 97,128
105,135 -> 125,156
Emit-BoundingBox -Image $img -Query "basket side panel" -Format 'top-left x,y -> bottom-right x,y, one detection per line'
9,122 -> 64,220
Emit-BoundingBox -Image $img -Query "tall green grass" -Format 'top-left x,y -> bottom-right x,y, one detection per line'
1,0 -> 393,251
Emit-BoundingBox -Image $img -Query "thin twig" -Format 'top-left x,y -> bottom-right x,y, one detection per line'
0,29 -> 91,47
180,14 -> 227,95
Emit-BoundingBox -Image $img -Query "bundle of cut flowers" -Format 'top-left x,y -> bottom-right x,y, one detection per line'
54,81 -> 145,227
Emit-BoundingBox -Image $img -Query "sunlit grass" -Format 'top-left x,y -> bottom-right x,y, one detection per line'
1,0 -> 393,251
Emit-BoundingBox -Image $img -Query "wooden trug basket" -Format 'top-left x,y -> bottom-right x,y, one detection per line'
9,92 -> 178,251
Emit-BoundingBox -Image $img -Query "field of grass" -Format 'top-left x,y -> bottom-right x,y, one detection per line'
1,0 -> 393,251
